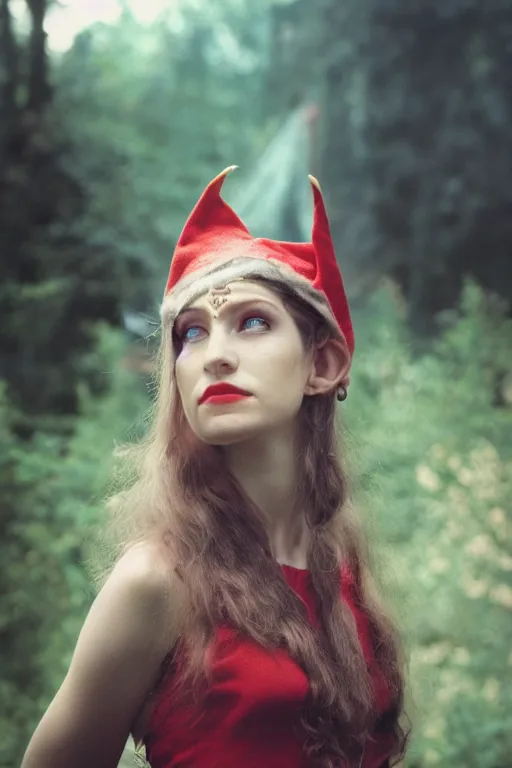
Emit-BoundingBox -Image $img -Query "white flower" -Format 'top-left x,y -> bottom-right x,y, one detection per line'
430,444 -> 446,461
461,574 -> 489,599
424,718 -> 446,739
498,555 -> 512,572
482,678 -> 500,702
488,507 -> 506,526
453,647 -> 470,665
489,583 -> 512,609
424,748 -> 441,765
416,464 -> 441,492
447,455 -> 462,471
457,467 -> 473,487
465,534 -> 494,558
430,556 -> 450,574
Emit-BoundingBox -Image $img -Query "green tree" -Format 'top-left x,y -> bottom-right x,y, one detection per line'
55,3 -> 270,312
0,0 -> 126,421
272,0 -> 512,334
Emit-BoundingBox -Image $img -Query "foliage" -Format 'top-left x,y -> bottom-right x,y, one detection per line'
2,242 -> 511,768
0,328 -> 149,767
1,2 -> 512,768
273,0 -> 512,334
0,0 -> 126,421
1,3 -> 271,764
347,281 -> 512,767
54,4 -> 269,312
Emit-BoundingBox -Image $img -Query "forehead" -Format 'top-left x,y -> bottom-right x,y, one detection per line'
185,280 -> 285,313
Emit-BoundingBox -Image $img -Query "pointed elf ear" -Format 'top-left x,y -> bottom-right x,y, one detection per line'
303,336 -> 351,398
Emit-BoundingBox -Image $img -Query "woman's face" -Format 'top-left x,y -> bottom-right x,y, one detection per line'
174,281 -> 314,446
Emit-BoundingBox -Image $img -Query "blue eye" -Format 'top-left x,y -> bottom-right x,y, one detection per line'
183,326 -> 204,342
242,316 -> 269,331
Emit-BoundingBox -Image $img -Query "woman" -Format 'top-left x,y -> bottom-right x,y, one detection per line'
22,167 -> 409,768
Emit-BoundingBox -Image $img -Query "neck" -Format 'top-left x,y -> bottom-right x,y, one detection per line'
222,427 -> 310,568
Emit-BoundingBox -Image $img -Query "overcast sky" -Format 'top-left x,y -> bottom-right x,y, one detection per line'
11,0 -> 181,52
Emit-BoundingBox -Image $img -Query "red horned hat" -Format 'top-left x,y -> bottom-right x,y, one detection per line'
162,166 -> 354,355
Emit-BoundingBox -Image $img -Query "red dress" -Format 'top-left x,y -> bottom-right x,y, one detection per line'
144,564 -> 397,768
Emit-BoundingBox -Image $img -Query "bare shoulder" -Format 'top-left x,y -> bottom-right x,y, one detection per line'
107,539 -> 176,606
94,539 -> 183,645
21,539 -> 182,768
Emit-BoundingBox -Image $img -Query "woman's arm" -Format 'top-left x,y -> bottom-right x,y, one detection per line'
21,542 -> 177,768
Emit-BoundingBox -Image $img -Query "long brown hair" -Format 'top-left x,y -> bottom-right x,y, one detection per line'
96,277 -> 409,767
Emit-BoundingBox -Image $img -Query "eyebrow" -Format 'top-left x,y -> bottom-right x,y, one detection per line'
176,297 -> 280,323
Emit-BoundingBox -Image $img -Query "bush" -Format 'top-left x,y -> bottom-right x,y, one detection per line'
0,327 -> 148,767
348,281 -> 512,767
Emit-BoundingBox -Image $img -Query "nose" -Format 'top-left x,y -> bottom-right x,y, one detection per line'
203,326 -> 239,378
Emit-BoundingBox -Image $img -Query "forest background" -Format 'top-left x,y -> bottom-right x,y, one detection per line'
1,1 -> 511,766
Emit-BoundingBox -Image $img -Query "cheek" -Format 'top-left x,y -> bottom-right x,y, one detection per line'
174,361 -> 185,396
175,359 -> 196,416
259,339 -> 309,394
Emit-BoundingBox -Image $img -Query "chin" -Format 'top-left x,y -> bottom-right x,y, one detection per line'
201,429 -> 260,447
196,416 -> 268,447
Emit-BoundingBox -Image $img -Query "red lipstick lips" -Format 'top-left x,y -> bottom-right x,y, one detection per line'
199,382 -> 252,406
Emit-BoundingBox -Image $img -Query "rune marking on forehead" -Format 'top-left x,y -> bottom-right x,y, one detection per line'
207,285 -> 231,317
